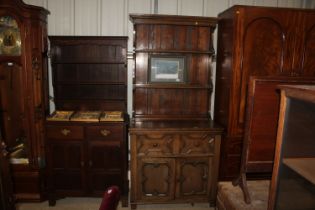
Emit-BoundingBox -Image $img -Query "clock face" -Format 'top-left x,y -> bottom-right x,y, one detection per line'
0,16 -> 21,56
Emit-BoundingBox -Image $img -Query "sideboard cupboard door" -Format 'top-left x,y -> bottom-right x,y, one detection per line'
87,141 -> 123,195
175,157 -> 210,199
48,141 -> 86,195
136,157 -> 175,202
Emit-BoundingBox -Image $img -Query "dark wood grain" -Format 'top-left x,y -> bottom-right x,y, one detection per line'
129,14 -> 222,209
129,121 -> 223,208
0,0 -> 49,202
268,85 -> 315,210
214,5 -> 315,180
130,14 -> 217,121
46,36 -> 129,206
46,120 -> 129,204
234,77 -> 315,203
49,36 -> 128,112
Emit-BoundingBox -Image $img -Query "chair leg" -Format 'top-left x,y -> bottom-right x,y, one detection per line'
233,172 -> 251,204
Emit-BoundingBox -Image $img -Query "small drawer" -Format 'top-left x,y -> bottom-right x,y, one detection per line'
86,125 -> 123,141
136,134 -> 175,156
179,133 -> 216,155
46,125 -> 84,140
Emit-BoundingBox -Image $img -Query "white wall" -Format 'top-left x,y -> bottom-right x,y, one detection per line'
23,0 -> 315,116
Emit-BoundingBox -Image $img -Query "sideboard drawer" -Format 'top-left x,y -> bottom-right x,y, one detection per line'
86,125 -> 123,141
179,133 -> 216,155
136,134 -> 176,156
46,125 -> 84,140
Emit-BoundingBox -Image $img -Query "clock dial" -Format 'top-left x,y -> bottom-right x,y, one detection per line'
0,16 -> 21,56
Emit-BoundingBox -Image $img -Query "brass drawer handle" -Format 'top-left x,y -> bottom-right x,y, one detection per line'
100,129 -> 111,137
61,129 -> 71,136
208,138 -> 214,144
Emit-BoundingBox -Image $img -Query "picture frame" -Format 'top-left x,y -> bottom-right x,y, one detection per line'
149,55 -> 186,83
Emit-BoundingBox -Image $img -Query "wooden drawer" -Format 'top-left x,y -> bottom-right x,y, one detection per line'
86,125 -> 123,141
46,125 -> 84,140
179,133 -> 216,155
136,134 -> 176,156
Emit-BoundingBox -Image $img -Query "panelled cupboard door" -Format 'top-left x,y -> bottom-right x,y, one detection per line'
136,157 -> 214,201
175,157 -> 211,199
87,141 -> 123,195
48,141 -> 85,195
137,158 -> 175,201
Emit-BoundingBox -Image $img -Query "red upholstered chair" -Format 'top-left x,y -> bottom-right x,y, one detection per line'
99,186 -> 121,210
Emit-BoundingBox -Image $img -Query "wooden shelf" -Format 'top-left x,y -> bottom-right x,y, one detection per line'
53,62 -> 126,64
56,82 -> 126,85
283,158 -> 315,185
133,84 -> 212,89
134,49 -> 215,54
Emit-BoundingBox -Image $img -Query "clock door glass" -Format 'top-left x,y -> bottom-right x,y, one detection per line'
0,16 -> 21,56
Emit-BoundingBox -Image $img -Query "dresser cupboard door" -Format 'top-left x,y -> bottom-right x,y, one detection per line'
137,157 -> 175,201
175,157 -> 210,199
48,141 -> 85,194
87,141 -> 122,195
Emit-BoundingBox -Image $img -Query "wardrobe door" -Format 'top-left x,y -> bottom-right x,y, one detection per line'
235,8 -> 291,133
300,12 -> 315,77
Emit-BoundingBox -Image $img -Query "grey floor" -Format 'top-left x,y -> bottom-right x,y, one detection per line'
17,198 -> 215,210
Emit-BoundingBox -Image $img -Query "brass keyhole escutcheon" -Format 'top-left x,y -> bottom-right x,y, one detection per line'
61,129 -> 71,136
100,129 -> 111,137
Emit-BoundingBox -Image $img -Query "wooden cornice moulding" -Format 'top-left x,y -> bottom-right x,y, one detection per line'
129,13 -> 218,28
0,0 -> 50,21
